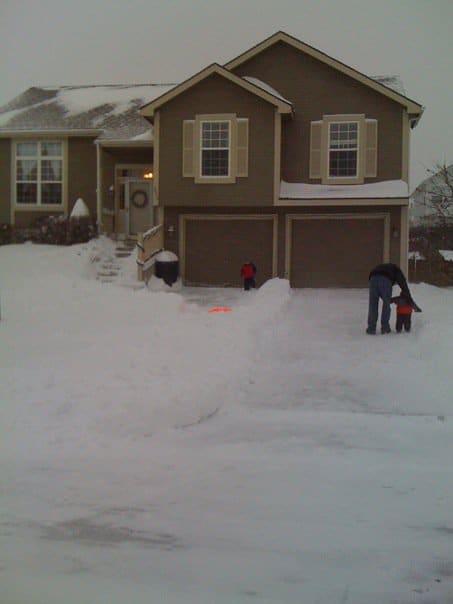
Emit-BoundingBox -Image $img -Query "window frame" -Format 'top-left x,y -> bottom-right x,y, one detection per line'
327,120 -> 359,179
13,139 -> 66,208
320,114 -> 366,185
200,119 -> 231,178
194,113 -> 237,184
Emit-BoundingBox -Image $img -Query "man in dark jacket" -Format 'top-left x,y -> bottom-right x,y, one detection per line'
366,263 -> 421,335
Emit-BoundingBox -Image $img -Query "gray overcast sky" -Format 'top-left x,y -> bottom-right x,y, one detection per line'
1,0 -> 452,189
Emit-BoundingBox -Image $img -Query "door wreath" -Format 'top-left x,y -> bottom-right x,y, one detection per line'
131,189 -> 148,208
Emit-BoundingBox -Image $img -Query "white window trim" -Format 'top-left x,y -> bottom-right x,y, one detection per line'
194,113 -> 237,184
13,139 -> 67,209
327,120 -> 360,180
199,119 -> 231,179
320,114 -> 366,185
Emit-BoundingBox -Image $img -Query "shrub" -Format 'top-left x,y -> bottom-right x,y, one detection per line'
32,215 -> 96,245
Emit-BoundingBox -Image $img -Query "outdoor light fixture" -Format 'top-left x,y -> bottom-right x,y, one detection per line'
143,171 -> 153,179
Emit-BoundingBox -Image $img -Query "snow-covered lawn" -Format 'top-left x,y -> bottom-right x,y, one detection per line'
1,240 -> 452,604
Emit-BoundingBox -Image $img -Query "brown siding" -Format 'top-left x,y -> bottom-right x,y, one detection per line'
14,210 -> 64,228
159,74 -> 275,207
0,139 -> 11,223
68,137 -> 97,218
232,41 -> 403,183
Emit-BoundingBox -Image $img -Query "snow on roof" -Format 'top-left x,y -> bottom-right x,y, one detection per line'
0,72 -> 408,142
370,75 -> 406,96
242,77 -> 291,104
439,250 -> 453,262
0,84 -> 175,141
280,179 -> 409,199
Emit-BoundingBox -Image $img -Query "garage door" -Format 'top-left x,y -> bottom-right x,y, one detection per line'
183,216 -> 276,286
289,215 -> 387,288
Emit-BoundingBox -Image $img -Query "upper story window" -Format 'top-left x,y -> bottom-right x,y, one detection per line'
15,141 -> 63,205
328,122 -> 358,178
183,114 -> 248,184
310,115 -> 377,185
201,121 -> 230,177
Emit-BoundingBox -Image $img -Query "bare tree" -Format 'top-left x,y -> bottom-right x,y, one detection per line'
415,162 -> 453,226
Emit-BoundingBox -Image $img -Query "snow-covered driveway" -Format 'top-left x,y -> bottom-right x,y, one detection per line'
1,241 -> 452,604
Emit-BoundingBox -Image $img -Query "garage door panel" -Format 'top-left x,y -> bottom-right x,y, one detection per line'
184,218 -> 274,287
291,217 -> 385,288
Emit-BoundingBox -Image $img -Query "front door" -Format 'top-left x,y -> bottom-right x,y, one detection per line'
126,179 -> 153,236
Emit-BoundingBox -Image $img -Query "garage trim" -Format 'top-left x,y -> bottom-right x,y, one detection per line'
284,212 -> 390,281
179,213 -> 278,282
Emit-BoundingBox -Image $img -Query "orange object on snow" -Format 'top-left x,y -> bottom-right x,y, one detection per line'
208,307 -> 232,313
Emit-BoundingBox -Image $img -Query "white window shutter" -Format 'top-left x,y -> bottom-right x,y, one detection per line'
236,118 -> 249,177
182,120 -> 195,177
309,121 -> 322,179
365,119 -> 378,178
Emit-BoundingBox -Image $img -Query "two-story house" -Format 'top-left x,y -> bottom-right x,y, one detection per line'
0,31 -> 424,288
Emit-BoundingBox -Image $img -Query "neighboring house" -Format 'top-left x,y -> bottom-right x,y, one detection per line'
410,164 -> 453,226
0,31 -> 424,287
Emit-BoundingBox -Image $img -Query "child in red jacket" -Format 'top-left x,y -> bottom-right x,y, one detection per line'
240,261 -> 257,291
391,291 -> 414,333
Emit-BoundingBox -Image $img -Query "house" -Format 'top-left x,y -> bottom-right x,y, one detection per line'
0,31 -> 424,287
410,163 -> 453,226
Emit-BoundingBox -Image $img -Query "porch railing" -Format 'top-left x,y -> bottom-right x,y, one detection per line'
136,224 -> 164,282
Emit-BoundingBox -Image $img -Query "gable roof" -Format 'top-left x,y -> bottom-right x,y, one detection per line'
224,31 -> 424,124
140,63 -> 293,118
0,84 -> 175,142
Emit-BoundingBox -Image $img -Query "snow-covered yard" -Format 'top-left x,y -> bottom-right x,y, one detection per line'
1,239 -> 452,604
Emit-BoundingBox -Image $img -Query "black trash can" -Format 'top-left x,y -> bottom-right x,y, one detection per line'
155,251 -> 179,286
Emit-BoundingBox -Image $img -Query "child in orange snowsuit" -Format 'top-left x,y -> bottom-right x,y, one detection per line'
391,291 -> 414,333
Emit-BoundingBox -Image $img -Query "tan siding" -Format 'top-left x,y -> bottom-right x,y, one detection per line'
232,41 -> 403,183
309,122 -> 322,178
365,120 -> 378,177
182,120 -> 194,177
0,139 -> 11,223
236,118 -> 249,177
159,73 -> 275,207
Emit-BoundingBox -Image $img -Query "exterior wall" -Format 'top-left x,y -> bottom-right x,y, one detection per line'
158,73 -> 275,207
101,147 -> 153,204
14,210 -> 64,228
68,137 -> 97,218
0,139 -> 11,223
232,41 -> 403,183
163,203 -> 402,285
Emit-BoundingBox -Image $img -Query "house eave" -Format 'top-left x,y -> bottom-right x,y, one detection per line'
224,31 -> 424,118
96,139 -> 154,147
0,129 -> 103,138
140,63 -> 293,118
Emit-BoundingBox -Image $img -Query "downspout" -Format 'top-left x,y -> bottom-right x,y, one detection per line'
96,142 -> 102,234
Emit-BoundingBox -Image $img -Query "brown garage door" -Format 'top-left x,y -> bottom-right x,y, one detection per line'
184,216 -> 275,286
290,216 -> 385,287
